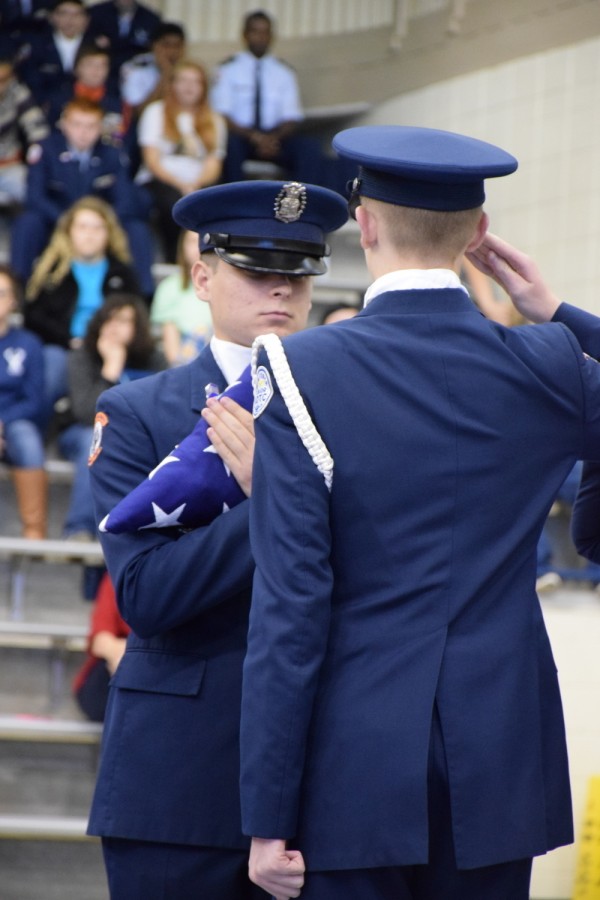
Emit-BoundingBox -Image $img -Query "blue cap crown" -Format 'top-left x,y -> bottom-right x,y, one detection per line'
333,125 -> 518,212
173,180 -> 348,275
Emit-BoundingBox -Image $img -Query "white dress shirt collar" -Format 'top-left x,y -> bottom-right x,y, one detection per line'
210,336 -> 252,386
364,268 -> 468,307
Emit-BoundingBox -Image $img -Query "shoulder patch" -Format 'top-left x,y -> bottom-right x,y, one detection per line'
88,412 -> 109,466
253,365 -> 273,418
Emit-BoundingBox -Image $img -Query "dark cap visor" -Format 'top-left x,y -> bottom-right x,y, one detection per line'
215,247 -> 327,276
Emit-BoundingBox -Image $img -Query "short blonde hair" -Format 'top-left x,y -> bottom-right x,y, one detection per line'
364,197 -> 483,262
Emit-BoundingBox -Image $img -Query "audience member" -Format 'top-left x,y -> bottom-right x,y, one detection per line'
119,21 -> 187,180
86,0 -> 161,92
0,52 -> 49,207
58,292 -> 166,541
320,302 -> 360,325
136,60 -> 226,262
211,9 -> 319,184
73,570 -> 130,722
150,229 -> 213,365
0,264 -> 47,539
45,44 -> 123,141
18,0 -> 91,112
120,20 -> 186,112
10,97 -> 154,296
24,195 -> 139,425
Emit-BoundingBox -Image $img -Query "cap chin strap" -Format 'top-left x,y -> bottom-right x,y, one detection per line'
251,333 -> 333,491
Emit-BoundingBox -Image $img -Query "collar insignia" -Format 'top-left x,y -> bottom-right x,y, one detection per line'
274,182 -> 307,223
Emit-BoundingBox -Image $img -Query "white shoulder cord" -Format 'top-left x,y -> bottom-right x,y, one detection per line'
252,333 -> 334,491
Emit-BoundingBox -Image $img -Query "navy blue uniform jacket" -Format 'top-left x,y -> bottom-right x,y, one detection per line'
241,289 -> 600,871
87,347 -> 254,848
24,131 -> 147,224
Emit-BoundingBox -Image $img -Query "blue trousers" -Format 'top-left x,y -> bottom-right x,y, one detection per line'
3,418 -> 45,467
58,423 -> 95,535
102,838 -> 268,900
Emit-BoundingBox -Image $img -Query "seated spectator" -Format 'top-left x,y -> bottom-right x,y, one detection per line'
0,52 -> 49,207
136,60 -> 226,262
211,9 -> 321,185
46,44 -> 124,143
118,22 -> 187,180
17,0 -> 91,113
24,195 -> 140,425
72,570 -> 130,722
119,20 -> 186,113
58,292 -> 166,540
150,229 -> 213,366
320,303 -> 360,326
0,264 -> 47,539
1,0 -> 53,44
86,0 -> 161,95
10,96 -> 155,296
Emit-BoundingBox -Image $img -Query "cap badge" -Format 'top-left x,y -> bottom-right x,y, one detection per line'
274,182 -> 307,223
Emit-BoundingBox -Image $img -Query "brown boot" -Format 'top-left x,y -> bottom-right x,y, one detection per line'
11,468 -> 48,539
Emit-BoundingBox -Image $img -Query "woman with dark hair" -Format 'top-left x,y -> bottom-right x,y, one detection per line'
59,292 -> 166,540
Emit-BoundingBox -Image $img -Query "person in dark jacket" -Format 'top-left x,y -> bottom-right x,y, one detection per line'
24,194 -> 139,429
10,96 -> 154,295
86,0 -> 161,92
59,291 -> 165,540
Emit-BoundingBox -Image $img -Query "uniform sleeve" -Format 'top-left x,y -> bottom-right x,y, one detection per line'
275,62 -> 303,122
209,62 -> 234,119
240,358 -> 333,838
25,144 -> 61,221
553,303 -> 600,360
571,462 -> 600,562
90,385 -> 255,637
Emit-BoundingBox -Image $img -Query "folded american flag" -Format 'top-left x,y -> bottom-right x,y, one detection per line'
98,367 -> 254,534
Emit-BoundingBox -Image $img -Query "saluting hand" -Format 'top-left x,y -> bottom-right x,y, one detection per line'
466,232 -> 561,323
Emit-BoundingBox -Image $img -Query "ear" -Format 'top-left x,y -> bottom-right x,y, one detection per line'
355,204 -> 378,251
191,258 -> 213,304
466,211 -> 489,253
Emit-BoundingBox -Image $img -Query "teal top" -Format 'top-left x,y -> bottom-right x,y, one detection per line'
150,273 -> 213,364
70,259 -> 109,339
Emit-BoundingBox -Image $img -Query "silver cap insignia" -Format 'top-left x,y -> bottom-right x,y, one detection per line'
274,182 -> 307,223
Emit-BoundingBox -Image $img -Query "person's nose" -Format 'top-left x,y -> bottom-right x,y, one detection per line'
271,276 -> 293,297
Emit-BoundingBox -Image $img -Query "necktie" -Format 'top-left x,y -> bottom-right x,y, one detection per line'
253,60 -> 262,130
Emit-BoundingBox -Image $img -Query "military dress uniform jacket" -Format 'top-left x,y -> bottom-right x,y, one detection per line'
24,131 -> 146,224
87,347 -> 255,848
241,288 -> 600,872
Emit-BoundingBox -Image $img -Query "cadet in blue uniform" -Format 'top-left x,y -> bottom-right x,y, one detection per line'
17,0 -> 90,111
211,9 -> 321,185
10,97 -> 154,297
86,179 -> 348,900
86,0 -> 162,92
240,126 -> 600,900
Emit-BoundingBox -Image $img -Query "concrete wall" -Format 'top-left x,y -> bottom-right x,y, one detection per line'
360,34 -> 600,314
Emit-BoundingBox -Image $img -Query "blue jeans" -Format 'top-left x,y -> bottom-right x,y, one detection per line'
58,423 -> 95,536
41,344 -> 69,433
3,418 -> 45,467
